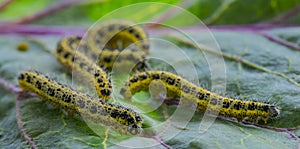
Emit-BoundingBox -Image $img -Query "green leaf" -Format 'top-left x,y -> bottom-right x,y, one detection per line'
0,0 -> 58,21
188,0 -> 300,24
166,118 -> 298,148
0,27 -> 299,148
0,1 -> 299,148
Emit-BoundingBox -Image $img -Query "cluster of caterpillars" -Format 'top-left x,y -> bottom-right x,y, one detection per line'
19,20 -> 150,135
18,20 -> 280,137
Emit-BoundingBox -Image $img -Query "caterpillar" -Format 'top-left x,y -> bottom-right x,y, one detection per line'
87,20 -> 150,54
120,71 -> 280,123
18,71 -> 143,135
56,36 -> 112,101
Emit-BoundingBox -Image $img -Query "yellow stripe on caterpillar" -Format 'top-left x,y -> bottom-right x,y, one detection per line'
120,71 -> 280,123
56,36 -> 112,101
18,71 -> 143,135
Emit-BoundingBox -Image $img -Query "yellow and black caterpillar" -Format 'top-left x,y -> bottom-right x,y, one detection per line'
18,71 -> 143,135
56,36 -> 112,101
120,71 -> 280,123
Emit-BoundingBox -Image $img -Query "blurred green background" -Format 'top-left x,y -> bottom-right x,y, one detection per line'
0,0 -> 299,26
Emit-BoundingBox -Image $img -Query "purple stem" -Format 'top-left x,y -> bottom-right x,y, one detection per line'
0,78 -> 22,93
0,23 -> 297,35
0,77 -> 38,147
0,0 -> 14,11
13,0 -> 81,24
0,78 -> 37,98
152,135 -> 173,149
267,4 -> 300,24
187,23 -> 298,32
163,99 -> 180,106
258,31 -> 300,51
16,95 -> 37,149
242,121 -> 300,141
0,24 -> 86,36
0,23 -> 299,53
174,24 -> 300,51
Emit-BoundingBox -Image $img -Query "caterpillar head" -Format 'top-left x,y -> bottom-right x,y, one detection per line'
269,105 -> 280,119
127,124 -> 143,135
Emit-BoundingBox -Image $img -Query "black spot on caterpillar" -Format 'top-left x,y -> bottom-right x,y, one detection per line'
56,36 -> 112,101
88,20 -> 150,54
120,71 -> 280,123
18,71 -> 143,135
